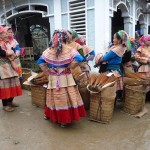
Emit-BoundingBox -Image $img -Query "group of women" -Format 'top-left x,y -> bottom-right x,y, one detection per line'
37,29 -> 95,127
0,26 -> 150,127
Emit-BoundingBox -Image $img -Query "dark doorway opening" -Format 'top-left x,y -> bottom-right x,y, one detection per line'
9,13 -> 50,48
111,8 -> 124,41
135,21 -> 141,36
9,13 -> 50,59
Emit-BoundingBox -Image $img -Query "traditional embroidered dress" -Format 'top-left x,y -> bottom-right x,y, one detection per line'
96,30 -> 131,91
0,44 -> 22,99
38,44 -> 86,124
10,39 -> 22,77
75,35 -> 95,81
4,26 -> 22,77
135,35 -> 150,91
74,36 -> 95,110
103,45 -> 126,90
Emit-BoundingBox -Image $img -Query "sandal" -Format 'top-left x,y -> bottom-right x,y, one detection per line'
3,106 -> 15,112
44,115 -> 49,120
60,123 -> 67,128
8,102 -> 19,107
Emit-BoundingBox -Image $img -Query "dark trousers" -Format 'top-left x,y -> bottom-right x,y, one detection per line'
2,98 -> 14,106
116,90 -> 123,100
146,91 -> 150,101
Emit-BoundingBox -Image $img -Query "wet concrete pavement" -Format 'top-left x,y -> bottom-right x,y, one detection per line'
0,90 -> 150,150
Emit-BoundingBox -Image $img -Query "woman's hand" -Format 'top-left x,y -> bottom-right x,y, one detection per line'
70,61 -> 79,69
7,50 -> 15,56
16,51 -> 20,57
40,65 -> 49,76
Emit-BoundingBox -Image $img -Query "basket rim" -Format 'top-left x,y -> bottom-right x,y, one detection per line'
22,68 -> 32,74
87,84 -> 99,94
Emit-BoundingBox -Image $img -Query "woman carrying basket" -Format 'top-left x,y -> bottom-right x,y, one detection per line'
95,30 -> 131,101
0,26 -> 22,112
37,29 -> 86,127
135,35 -> 150,101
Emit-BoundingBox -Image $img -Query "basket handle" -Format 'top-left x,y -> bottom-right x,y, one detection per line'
87,84 -> 99,94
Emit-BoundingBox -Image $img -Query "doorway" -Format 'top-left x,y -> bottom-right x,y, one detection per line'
111,8 -> 124,41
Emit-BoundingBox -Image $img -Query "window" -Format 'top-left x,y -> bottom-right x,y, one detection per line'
69,0 -> 86,36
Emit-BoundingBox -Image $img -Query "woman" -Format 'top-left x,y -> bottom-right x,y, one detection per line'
135,35 -> 150,101
0,26 -> 22,112
4,26 -> 22,78
95,30 -> 131,101
67,30 -> 84,56
75,35 -> 95,71
74,35 -> 95,110
37,29 -> 86,127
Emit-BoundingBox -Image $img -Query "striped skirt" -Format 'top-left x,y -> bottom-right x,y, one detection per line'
0,77 -> 22,99
44,85 -> 86,124
138,65 -> 150,91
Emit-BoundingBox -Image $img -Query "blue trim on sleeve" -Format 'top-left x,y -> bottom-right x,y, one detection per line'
103,51 -> 117,61
89,50 -> 95,56
14,45 -> 20,52
74,54 -> 84,62
37,56 -> 46,65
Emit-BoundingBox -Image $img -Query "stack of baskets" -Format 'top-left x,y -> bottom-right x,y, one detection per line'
123,85 -> 146,115
21,68 -> 32,89
89,84 -> 116,123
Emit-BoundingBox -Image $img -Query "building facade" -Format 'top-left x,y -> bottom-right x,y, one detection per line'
0,0 -> 150,56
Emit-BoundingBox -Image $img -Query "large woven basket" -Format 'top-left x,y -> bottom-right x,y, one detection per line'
89,84 -> 116,123
21,68 -> 32,89
78,85 -> 90,110
123,85 -> 146,115
31,85 -> 46,108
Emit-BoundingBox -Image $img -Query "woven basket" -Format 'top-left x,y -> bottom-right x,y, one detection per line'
89,84 -> 116,123
78,85 -> 90,110
123,85 -> 146,115
31,85 -> 46,108
21,68 -> 32,89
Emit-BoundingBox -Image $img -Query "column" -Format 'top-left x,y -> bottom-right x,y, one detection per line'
124,17 -> 132,36
146,14 -> 149,35
141,24 -> 147,35
49,16 -> 55,38
94,0 -> 110,55
54,0 -> 62,29
131,0 -> 136,38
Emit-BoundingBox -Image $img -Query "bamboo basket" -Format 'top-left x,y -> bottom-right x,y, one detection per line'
123,85 -> 146,115
88,84 -> 116,123
31,85 -> 46,108
21,68 -> 32,89
78,85 -> 90,110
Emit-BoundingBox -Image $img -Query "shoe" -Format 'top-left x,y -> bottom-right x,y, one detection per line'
3,106 -> 15,112
44,115 -> 49,120
8,102 -> 19,107
60,123 -> 67,128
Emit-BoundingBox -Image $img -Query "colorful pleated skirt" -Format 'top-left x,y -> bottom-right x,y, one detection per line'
0,76 -> 22,99
138,64 -> 150,91
44,85 -> 86,124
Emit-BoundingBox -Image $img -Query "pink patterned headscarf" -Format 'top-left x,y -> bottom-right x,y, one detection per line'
75,36 -> 86,45
139,35 -> 150,46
